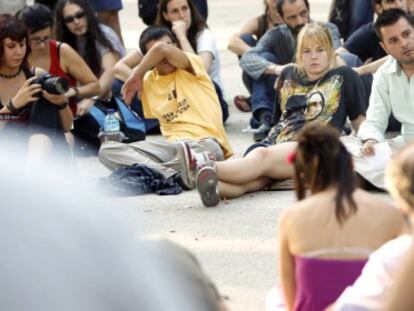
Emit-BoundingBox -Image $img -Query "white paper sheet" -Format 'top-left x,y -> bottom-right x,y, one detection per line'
370,142 -> 392,171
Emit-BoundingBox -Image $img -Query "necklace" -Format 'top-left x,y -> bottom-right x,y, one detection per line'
0,67 -> 22,79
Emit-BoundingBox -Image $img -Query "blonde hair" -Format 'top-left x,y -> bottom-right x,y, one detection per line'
294,23 -> 337,76
386,142 -> 414,210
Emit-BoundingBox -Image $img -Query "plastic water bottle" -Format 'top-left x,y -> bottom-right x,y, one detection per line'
104,109 -> 121,142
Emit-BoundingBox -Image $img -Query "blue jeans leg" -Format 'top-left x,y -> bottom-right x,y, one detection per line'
244,52 -> 277,128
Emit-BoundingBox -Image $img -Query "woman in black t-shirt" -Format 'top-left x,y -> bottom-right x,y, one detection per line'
0,14 -> 72,163
182,23 -> 368,206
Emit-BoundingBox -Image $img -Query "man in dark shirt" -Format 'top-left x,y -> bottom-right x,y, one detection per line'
336,0 -> 407,131
337,0 -> 407,75
239,0 -> 341,142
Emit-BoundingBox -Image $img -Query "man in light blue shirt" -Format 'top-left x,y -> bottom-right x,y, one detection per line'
342,8 -> 414,189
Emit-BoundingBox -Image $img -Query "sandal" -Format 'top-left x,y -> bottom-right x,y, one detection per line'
233,95 -> 252,112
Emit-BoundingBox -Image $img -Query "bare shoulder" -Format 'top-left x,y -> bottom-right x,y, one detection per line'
278,198 -> 314,227
354,189 -> 405,222
58,42 -> 78,59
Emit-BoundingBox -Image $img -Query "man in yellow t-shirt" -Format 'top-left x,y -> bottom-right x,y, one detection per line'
99,26 -> 232,189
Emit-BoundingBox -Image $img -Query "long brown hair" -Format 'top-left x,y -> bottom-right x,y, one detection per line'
54,0 -> 116,76
293,122 -> 357,224
155,0 -> 206,51
0,14 -> 31,68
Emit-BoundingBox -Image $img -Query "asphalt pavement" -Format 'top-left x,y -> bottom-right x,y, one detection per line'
74,1 -> 349,310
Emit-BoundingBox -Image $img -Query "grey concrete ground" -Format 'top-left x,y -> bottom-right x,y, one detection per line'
74,1 -> 334,310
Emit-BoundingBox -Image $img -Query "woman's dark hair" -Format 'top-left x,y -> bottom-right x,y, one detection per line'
293,122 -> 357,225
54,0 -> 115,76
16,4 -> 53,34
139,25 -> 177,55
0,14 -> 31,68
155,0 -> 206,51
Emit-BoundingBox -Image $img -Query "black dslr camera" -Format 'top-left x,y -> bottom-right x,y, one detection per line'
31,73 -> 69,95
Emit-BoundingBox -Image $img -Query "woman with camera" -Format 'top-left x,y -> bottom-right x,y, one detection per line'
17,3 -> 100,117
0,14 -> 72,164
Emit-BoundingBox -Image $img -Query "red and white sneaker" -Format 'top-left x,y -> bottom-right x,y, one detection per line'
196,166 -> 219,207
176,142 -> 214,189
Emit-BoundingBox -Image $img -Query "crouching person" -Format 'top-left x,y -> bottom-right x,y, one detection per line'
98,26 -> 232,191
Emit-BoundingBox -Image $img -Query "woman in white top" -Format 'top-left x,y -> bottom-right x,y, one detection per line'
155,0 -> 228,123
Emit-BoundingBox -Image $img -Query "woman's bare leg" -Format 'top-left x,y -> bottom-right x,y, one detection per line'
218,176 -> 272,199
216,142 -> 297,184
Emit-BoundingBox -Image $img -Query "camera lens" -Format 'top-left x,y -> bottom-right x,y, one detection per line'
43,77 -> 69,95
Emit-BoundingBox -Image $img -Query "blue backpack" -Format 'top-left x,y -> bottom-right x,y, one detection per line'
73,97 -> 146,148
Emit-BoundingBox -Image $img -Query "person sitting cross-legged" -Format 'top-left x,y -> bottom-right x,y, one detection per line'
178,23 -> 366,207
98,26 -> 232,190
239,0 -> 341,141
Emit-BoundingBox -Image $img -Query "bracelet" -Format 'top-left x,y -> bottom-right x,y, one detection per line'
7,100 -> 20,114
73,87 -> 80,97
57,102 -> 68,110
66,87 -> 80,98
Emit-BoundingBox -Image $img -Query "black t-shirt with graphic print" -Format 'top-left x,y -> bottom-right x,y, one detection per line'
265,65 -> 366,144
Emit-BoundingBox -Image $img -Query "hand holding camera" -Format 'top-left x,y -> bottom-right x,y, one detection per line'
12,74 -> 70,111
11,77 -> 42,110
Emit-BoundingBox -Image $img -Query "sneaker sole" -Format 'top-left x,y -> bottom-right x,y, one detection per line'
176,142 -> 194,189
196,167 -> 219,207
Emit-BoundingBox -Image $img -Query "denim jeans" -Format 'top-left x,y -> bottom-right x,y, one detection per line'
240,34 -> 277,128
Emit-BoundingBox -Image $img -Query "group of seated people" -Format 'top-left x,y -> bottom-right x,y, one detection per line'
1,0 -> 414,309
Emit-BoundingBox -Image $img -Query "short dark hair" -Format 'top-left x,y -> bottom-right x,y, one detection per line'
276,0 -> 310,17
139,25 -> 177,54
374,8 -> 413,40
0,14 -> 31,67
16,4 -> 53,34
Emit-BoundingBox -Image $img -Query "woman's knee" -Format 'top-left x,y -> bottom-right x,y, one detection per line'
248,146 -> 272,163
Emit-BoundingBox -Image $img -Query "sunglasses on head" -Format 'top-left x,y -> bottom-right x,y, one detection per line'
63,10 -> 86,23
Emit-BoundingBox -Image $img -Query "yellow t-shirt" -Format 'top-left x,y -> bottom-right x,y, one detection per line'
141,53 -> 233,158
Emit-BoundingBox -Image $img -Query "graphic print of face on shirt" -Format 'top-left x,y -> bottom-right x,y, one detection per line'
268,74 -> 343,144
